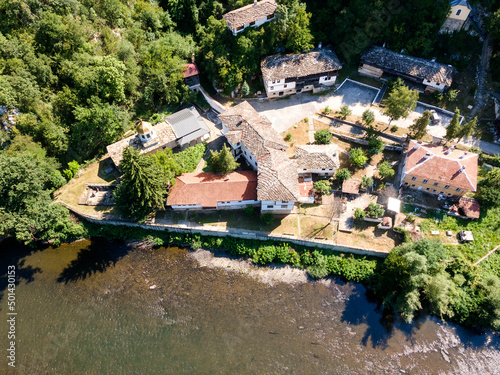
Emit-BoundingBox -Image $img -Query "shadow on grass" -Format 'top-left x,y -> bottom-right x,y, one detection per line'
57,237 -> 130,283
97,158 -> 118,183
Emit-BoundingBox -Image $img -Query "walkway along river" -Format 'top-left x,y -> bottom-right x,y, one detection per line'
0,238 -> 498,374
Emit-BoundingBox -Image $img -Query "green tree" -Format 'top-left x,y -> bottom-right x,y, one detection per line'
458,117 -> 477,140
349,147 -> 368,168
384,83 -> 419,124
336,168 -> 351,182
477,168 -> 500,207
313,180 -> 331,196
338,105 -> 352,119
361,176 -> 374,189
378,161 -> 395,180
314,129 -> 332,144
362,109 -> 375,126
0,150 -> 83,245
368,137 -> 384,155
114,146 -> 167,221
63,160 -> 81,181
354,207 -> 366,221
208,145 -> 239,175
409,110 -> 431,140
367,201 -> 385,218
445,108 -> 461,143
275,0 -> 314,53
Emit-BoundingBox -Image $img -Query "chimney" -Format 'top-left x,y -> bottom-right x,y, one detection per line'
382,42 -> 386,48
413,142 -> 421,150
431,57 -> 436,62
445,145 -> 454,155
254,0 -> 257,4
318,42 -> 322,49
459,165 -> 466,173
424,152 -> 431,159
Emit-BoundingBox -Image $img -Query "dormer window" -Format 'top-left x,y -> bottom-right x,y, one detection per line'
456,9 -> 461,16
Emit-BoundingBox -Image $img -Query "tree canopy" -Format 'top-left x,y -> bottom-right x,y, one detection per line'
114,146 -> 168,221
383,80 -> 419,123
409,110 -> 431,140
208,144 -> 239,175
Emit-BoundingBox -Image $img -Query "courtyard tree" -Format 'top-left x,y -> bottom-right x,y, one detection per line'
313,180 -> 331,196
335,168 -> 351,182
241,81 -> 250,96
383,82 -> 419,124
368,137 -> 385,155
409,110 -> 431,140
367,201 -> 385,218
445,108 -> 461,143
314,129 -> 332,144
208,144 -> 239,175
350,147 -> 368,168
361,176 -> 374,189
354,207 -> 366,221
378,161 -> 395,180
114,146 -> 168,221
362,109 -> 375,126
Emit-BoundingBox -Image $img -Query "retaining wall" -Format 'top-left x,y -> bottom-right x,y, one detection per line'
64,205 -> 389,258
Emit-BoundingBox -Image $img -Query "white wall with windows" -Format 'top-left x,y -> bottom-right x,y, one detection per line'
260,200 -> 295,213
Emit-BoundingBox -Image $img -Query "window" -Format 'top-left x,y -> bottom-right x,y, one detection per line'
444,185 -> 450,189
455,188 -> 461,192
447,193 -> 452,197
267,13 -> 274,19
249,21 -> 255,26
439,191 -> 444,195
284,84 -> 288,88
432,189 -> 437,193
322,168 -> 326,170
425,188 -> 430,191
411,184 -> 416,188
422,179 -> 428,184
411,177 -> 417,181
456,9 -> 461,16
237,26 -> 244,31
267,205 -> 273,208
404,182 -> 409,186
281,205 -> 288,208
433,182 -> 439,186
270,86 -> 274,90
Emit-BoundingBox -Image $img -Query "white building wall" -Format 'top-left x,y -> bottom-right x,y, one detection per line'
319,76 -> 337,85
231,15 -> 275,35
261,200 -> 295,213
217,200 -> 260,209
423,79 -> 446,92
171,204 -> 203,211
299,168 -> 336,176
240,143 -> 258,170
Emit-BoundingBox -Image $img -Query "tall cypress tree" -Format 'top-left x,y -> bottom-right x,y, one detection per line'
114,146 -> 167,221
445,108 -> 461,143
208,145 -> 239,175
409,110 -> 431,140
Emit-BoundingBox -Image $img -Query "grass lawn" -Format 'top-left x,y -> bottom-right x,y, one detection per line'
55,157 -> 120,218
336,221 -> 402,251
282,120 -> 310,156
417,206 -> 500,263
299,216 -> 332,239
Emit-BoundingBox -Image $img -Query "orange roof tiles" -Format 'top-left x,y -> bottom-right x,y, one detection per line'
459,197 -> 480,219
167,171 -> 257,208
405,140 -> 478,191
182,63 -> 199,78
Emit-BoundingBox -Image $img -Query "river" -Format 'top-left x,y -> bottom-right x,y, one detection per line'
0,238 -> 498,374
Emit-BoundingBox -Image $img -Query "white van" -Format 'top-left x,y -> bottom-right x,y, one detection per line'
430,110 -> 440,124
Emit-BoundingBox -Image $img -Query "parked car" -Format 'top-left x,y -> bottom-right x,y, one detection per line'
430,110 -> 440,124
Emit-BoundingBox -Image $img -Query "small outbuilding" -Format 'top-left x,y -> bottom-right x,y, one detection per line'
342,179 -> 361,196
459,230 -> 474,242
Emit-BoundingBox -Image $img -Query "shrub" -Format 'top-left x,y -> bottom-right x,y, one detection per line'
241,81 -> 250,96
314,129 -> 332,144
336,168 -> 351,182
63,160 -> 81,180
244,206 -> 255,216
313,180 -> 331,196
368,137 -> 384,155
261,212 -> 274,225
307,254 -> 329,279
367,201 -> 385,218
390,125 -> 399,132
354,207 -> 366,221
338,105 -> 352,119
350,147 -> 368,168
284,132 -> 292,142
304,117 -> 309,123
323,106 -> 331,114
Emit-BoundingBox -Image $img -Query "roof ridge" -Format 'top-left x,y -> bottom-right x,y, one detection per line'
457,161 -> 476,191
406,154 -> 433,174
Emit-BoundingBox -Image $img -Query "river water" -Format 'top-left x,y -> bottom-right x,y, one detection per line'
0,238 -> 498,375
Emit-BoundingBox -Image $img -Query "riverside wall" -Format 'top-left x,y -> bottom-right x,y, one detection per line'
64,205 -> 389,258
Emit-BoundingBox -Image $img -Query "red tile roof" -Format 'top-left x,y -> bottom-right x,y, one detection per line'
298,180 -> 313,198
167,171 -> 257,208
342,179 -> 361,194
182,63 -> 199,78
459,197 -> 480,219
405,140 -> 478,191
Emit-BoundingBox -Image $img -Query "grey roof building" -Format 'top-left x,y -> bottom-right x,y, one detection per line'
359,46 -> 456,92
167,106 -> 210,149
223,0 -> 278,35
